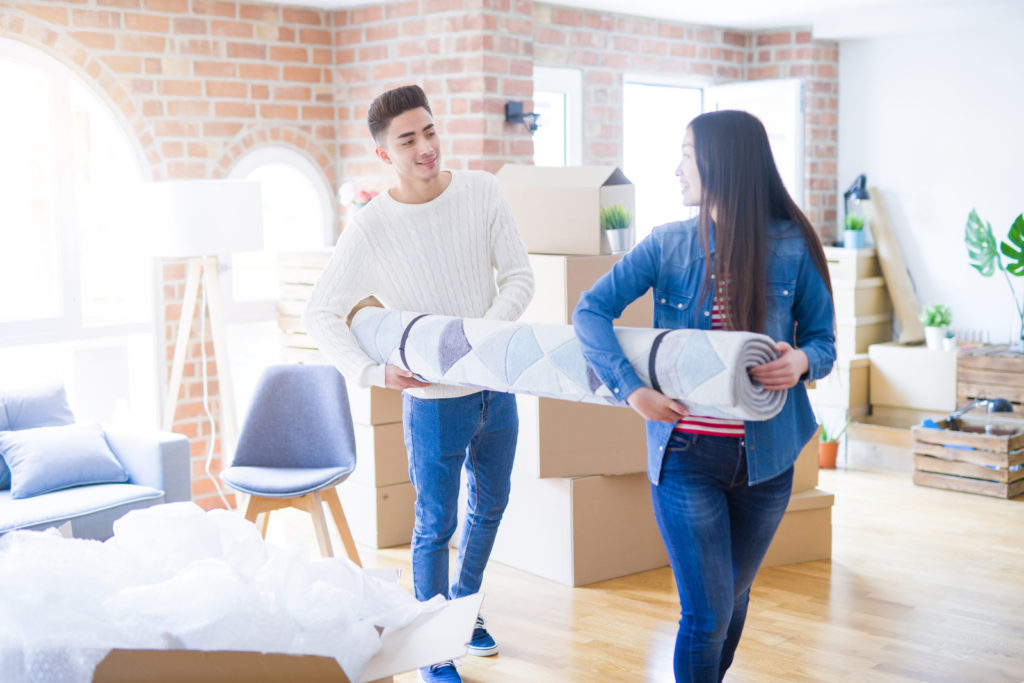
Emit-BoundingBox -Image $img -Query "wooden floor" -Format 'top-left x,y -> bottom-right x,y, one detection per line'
269,468 -> 1024,682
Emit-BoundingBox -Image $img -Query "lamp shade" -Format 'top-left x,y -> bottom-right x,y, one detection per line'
145,180 -> 264,258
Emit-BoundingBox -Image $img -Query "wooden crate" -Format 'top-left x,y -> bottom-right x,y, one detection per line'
957,345 -> 1024,422
911,420 -> 1024,499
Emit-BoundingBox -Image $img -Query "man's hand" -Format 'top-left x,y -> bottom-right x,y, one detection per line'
748,341 -> 808,391
385,364 -> 431,390
626,387 -> 689,423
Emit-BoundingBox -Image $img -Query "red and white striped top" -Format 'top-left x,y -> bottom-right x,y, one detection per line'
674,283 -> 746,438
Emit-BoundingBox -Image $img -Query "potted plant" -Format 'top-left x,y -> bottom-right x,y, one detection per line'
843,214 -> 865,249
965,209 -> 1024,351
818,418 -> 848,469
919,303 -> 952,350
601,203 -> 634,254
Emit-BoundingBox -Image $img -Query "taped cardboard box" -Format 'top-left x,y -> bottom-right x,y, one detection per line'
348,386 -> 403,426
831,277 -> 891,318
491,470 -> 669,587
516,395 -> 646,478
338,479 -> 415,549
868,342 -> 957,413
94,593 -> 484,683
807,353 -> 870,415
792,429 -> 820,494
351,422 -> 409,487
496,165 -> 635,256
761,487 -> 834,568
521,253 -> 653,327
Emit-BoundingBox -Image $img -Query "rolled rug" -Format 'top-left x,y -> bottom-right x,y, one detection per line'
349,307 -> 784,421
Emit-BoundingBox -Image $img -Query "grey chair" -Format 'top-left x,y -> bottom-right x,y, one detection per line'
221,364 -> 361,565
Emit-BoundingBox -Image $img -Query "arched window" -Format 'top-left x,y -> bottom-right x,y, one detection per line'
0,38 -> 155,426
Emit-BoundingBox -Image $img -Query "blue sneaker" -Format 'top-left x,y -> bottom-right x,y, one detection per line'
466,615 -> 498,656
419,660 -> 461,682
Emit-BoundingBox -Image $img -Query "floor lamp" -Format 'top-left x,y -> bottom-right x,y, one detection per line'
149,180 -> 264,465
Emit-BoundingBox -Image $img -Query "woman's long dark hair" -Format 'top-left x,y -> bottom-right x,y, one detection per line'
689,109 -> 832,333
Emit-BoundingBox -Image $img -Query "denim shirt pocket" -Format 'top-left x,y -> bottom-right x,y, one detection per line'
653,288 -> 695,328
765,279 -> 797,340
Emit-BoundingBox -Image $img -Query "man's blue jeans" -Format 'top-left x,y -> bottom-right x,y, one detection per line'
402,390 -> 518,602
651,430 -> 793,682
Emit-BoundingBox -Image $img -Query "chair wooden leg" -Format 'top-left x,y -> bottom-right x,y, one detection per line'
323,487 -> 362,567
243,497 -> 268,539
304,492 -> 334,558
260,512 -> 270,538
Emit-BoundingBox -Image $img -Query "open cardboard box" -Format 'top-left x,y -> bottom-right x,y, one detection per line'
93,593 -> 483,683
496,165 -> 635,256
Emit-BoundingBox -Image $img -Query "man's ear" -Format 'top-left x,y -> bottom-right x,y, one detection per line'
375,146 -> 392,165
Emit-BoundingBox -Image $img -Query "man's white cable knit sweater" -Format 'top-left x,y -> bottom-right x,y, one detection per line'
304,170 -> 534,400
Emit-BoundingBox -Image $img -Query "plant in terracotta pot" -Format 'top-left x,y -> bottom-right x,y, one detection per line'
818,419 -> 848,469
918,303 -> 952,351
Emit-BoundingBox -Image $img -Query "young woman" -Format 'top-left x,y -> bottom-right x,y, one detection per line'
573,110 -> 835,682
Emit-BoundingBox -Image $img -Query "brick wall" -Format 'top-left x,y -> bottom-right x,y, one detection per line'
2,0 -> 340,509
331,0 -> 536,206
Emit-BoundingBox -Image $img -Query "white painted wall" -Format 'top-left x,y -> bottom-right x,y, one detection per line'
838,17 -> 1024,345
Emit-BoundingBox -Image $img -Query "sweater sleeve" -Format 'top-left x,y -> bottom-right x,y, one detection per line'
302,223 -> 387,389
482,174 -> 534,322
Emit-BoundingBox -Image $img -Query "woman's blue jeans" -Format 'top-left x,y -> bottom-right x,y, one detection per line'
651,430 -> 793,682
402,390 -> 518,602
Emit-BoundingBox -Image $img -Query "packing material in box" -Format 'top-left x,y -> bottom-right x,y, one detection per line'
761,487 -> 834,568
338,479 -> 416,548
869,342 -> 957,413
491,470 -> 669,587
521,252 -> 652,327
496,165 -> 635,256
516,395 -> 646,478
351,422 -> 409,487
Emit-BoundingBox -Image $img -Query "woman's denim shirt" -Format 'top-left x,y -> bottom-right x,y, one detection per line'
573,217 -> 836,486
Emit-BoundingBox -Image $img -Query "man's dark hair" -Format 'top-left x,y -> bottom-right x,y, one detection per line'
367,85 -> 432,145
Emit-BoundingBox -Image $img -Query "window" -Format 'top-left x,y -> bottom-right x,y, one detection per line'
225,147 -> 334,426
0,39 -> 155,426
533,66 -> 582,166
623,80 -> 704,241
707,79 -> 805,207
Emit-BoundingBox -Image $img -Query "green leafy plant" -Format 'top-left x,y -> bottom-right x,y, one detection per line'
844,214 -> 864,231
918,303 -> 951,328
820,418 -> 849,443
600,204 -> 632,231
965,209 -> 1024,348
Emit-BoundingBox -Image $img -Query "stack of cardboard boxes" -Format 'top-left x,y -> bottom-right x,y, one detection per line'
277,250 -> 415,549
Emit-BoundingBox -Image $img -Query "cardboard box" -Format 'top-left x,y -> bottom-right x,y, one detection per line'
792,428 -> 820,494
352,422 -> 409,487
348,386 -> 404,426
761,487 -> 834,568
94,593 -> 484,683
491,470 -> 669,587
868,342 -> 957,413
496,165 -> 635,256
823,246 -> 881,281
521,253 -> 653,327
807,353 -> 869,414
516,395 -> 647,478
835,313 -> 893,355
338,480 -> 416,548
831,277 -> 891,318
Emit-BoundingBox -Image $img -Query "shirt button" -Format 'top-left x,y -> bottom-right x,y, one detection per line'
783,289 -> 789,295
660,298 -> 666,304
704,311 -> 710,316
677,303 -> 683,309
711,274 -> 715,279
613,387 -> 619,393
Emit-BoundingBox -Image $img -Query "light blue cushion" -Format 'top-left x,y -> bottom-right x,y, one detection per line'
0,382 -> 76,492
0,483 -> 163,535
221,465 -> 351,498
0,381 -> 76,431
0,422 -> 129,500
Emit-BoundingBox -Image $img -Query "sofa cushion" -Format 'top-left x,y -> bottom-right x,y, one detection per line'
0,422 -> 129,499
0,383 -> 76,492
0,483 -> 163,534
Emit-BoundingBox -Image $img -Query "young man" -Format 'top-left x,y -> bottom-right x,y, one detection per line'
304,85 -> 534,683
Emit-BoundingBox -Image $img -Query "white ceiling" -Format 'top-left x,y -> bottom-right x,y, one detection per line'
273,0 -> 1024,39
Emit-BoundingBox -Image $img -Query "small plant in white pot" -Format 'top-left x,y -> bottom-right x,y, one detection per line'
919,303 -> 952,350
601,203 -> 634,254
843,214 -> 865,249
